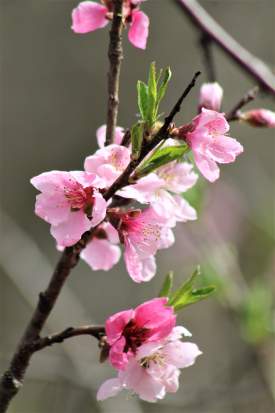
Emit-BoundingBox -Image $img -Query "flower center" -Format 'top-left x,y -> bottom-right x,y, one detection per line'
123,320 -> 150,354
140,351 -> 165,369
64,184 -> 95,218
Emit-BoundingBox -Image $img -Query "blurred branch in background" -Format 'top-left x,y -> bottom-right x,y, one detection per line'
175,0 -> 275,96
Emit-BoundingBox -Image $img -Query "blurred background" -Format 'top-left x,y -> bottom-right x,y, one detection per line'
1,0 -> 275,412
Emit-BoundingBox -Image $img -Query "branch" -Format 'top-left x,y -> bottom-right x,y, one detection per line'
0,72 -> 200,412
105,0 -> 124,146
226,86 -> 259,121
175,0 -> 275,96
200,34 -> 216,82
32,325 -> 105,352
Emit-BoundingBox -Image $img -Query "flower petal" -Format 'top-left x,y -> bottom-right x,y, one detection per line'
96,378 -> 122,401
128,10 -> 149,49
71,1 -> 108,34
50,210 -> 91,247
80,238 -> 121,271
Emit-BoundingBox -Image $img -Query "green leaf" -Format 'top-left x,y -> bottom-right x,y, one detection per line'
168,266 -> 216,311
131,122 -> 144,160
169,266 -> 201,306
147,62 -> 158,127
158,271 -> 174,298
136,144 -> 189,178
137,80 -> 149,121
173,286 -> 216,311
156,67 -> 172,108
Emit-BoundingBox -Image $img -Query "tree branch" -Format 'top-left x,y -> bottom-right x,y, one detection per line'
105,0 -> 124,146
226,86 -> 259,121
175,0 -> 275,96
32,325 -> 105,352
0,72 -> 200,412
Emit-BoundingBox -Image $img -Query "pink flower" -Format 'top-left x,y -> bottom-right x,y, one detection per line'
113,207 -> 169,282
84,144 -> 131,186
30,171 -> 107,246
96,124 -> 124,148
80,222 -> 121,270
71,1 -> 149,49
118,161 -> 197,225
184,109 -> 243,182
199,82 -> 223,112
241,109 -> 275,128
105,297 -> 176,370
97,325 -> 202,402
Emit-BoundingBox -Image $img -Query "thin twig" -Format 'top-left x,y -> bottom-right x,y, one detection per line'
200,34 -> 216,82
226,86 -> 259,121
0,72 -> 200,412
32,325 -> 105,352
105,0 -> 124,146
175,0 -> 275,96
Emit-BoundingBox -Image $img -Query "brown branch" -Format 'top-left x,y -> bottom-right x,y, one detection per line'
32,325 -> 105,352
226,86 -> 259,121
105,0 -> 124,146
0,72 -> 200,412
175,0 -> 275,96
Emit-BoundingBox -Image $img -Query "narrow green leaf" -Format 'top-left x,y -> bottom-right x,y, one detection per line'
173,286 -> 216,311
131,122 -> 144,160
169,266 -> 201,306
158,271 -> 174,298
147,62 -> 158,127
157,67 -> 172,108
136,144 -> 189,178
137,80 -> 149,121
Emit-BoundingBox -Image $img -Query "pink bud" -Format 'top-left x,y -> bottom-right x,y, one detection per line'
241,109 -> 275,128
199,82 -> 223,112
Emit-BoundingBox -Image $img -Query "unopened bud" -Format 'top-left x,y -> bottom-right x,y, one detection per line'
240,109 -> 275,128
199,82 -> 223,112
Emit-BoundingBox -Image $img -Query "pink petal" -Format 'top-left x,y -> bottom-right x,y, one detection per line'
199,82 -> 223,111
124,239 -> 156,282
71,1 -> 108,34
173,195 -> 197,222
102,222 -> 120,244
135,297 -> 176,340
50,210 -> 91,247
207,136 -> 243,164
90,191 -> 107,226
80,238 -> 121,271
128,10 -> 149,50
30,171 -> 71,193
164,341 -> 202,368
96,378 -> 122,401
194,152 -> 220,182
96,124 -> 125,148
34,192 -> 70,225
109,336 -> 130,370
106,309 -> 134,345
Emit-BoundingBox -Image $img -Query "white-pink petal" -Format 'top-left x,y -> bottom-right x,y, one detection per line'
50,210 -> 91,247
164,341 -> 202,369
80,238 -> 121,271
97,378 -> 122,401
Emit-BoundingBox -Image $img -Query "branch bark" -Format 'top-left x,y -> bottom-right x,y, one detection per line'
226,86 -> 258,121
105,0 -> 124,146
175,0 -> 275,96
32,325 -> 105,352
0,72 -> 200,412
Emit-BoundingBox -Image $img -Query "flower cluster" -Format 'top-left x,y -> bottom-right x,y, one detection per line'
72,0 -> 149,49
97,298 -> 201,402
31,83 -> 246,281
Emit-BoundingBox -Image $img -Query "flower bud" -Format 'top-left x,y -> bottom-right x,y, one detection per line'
240,109 -> 275,128
199,82 -> 223,112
